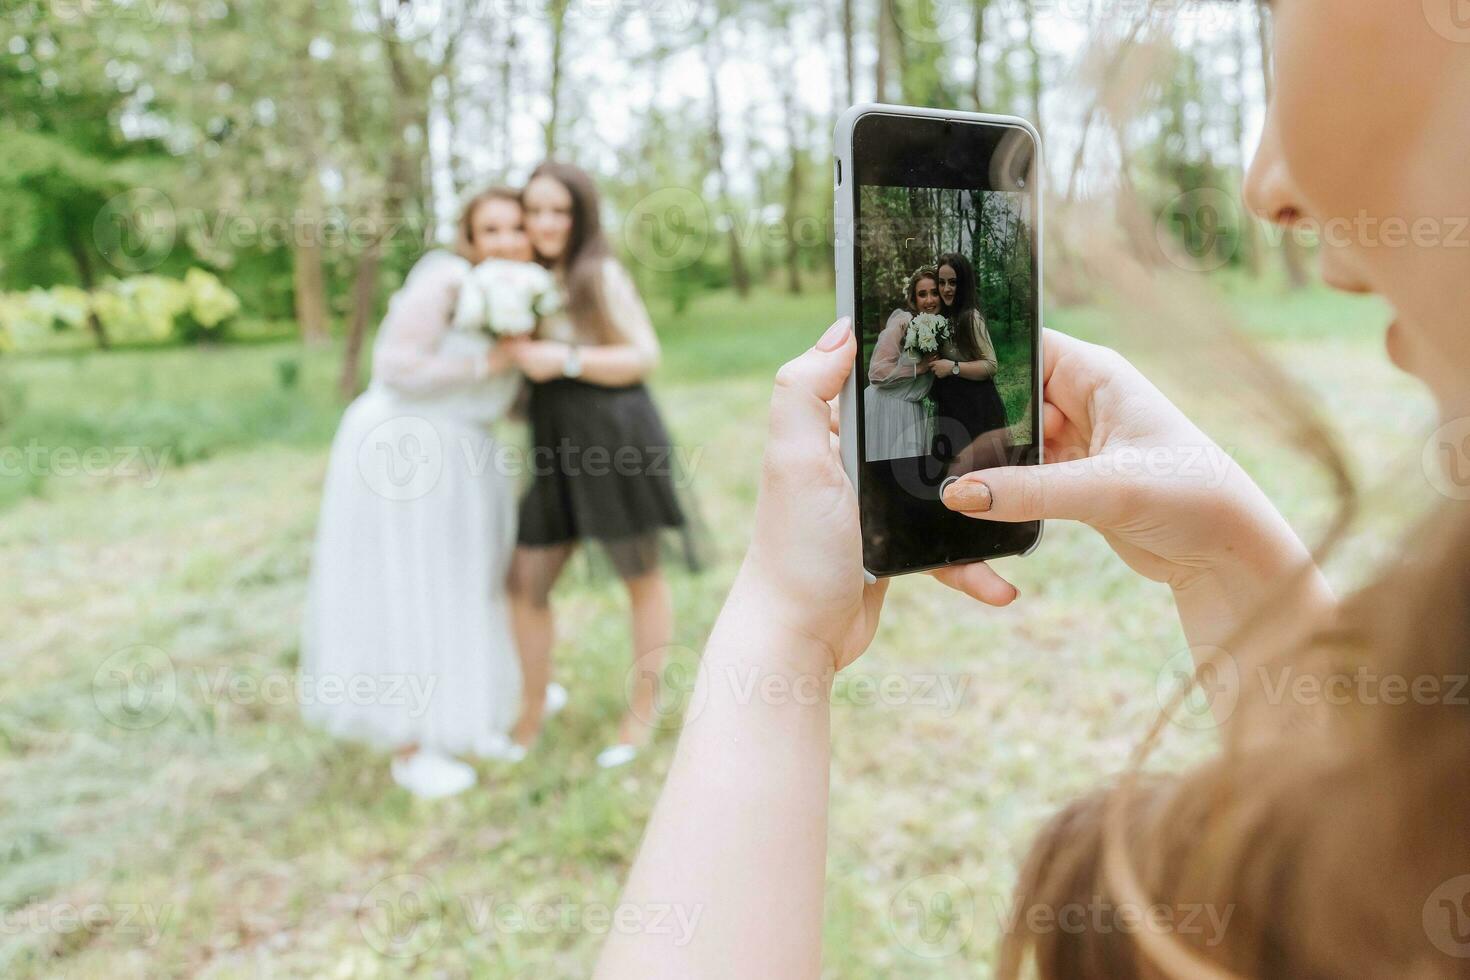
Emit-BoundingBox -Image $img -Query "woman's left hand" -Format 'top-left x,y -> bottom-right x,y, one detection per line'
509,339 -> 568,382
737,319 -> 1017,674
932,358 -> 956,376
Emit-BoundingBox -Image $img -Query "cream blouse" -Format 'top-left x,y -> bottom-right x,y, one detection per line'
538,258 -> 661,368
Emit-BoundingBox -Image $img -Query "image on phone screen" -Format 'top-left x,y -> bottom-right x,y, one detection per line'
848,113 -> 1041,574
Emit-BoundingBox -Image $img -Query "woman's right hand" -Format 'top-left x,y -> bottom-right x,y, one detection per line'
486,338 -> 521,376
939,329 -> 1311,597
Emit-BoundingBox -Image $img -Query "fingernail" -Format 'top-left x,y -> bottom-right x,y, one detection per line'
817,318 -> 851,352
943,478 -> 992,512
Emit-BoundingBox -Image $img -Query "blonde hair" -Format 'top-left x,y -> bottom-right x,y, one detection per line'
454,185 -> 522,262
1000,508 -> 1470,979
904,266 -> 939,312
996,5 -> 1470,978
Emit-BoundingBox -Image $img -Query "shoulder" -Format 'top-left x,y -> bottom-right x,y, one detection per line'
409,250 -> 472,288
949,308 -> 980,329
600,256 -> 637,291
886,309 -> 913,329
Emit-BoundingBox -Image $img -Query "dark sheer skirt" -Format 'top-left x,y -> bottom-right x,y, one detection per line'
515,379 -> 703,590
929,375 -> 1011,470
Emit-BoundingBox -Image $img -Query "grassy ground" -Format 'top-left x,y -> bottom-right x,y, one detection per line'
0,281 -> 1437,977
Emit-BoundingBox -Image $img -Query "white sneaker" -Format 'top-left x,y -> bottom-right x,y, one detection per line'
390,751 -> 476,799
595,743 -> 639,769
474,733 -> 528,763
545,682 -> 569,718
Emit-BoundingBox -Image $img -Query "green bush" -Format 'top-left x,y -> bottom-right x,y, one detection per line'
0,286 -> 88,350
0,270 -> 242,351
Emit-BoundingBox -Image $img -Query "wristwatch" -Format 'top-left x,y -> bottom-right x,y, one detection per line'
950,360 -> 961,376
562,343 -> 583,379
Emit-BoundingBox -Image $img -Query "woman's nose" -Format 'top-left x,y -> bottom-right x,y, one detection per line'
1244,104 -> 1306,231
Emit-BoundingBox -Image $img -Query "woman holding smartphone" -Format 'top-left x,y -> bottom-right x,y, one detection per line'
505,161 -> 697,768
595,1 -> 1470,976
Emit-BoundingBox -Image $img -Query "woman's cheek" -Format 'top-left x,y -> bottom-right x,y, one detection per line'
1273,0 -> 1439,222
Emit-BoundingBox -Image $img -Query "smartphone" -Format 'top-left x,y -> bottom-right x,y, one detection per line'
835,103 -> 1044,578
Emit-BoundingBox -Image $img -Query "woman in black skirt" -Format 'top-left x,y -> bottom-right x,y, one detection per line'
929,251 -> 1012,474
506,161 -> 696,768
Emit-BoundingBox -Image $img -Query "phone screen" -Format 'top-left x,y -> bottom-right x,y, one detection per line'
851,112 -> 1042,575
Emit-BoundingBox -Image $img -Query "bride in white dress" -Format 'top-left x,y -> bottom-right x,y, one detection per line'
301,187 -> 542,799
865,267 -> 941,462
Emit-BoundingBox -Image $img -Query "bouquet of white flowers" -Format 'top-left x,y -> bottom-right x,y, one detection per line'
903,311 -> 950,358
453,259 -> 562,338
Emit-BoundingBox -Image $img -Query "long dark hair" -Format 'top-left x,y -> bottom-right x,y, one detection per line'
936,251 -> 985,360
525,160 -> 616,343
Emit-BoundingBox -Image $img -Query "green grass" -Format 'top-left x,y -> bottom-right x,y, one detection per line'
0,280 -> 1436,977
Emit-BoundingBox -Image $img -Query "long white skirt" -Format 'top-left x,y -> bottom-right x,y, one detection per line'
864,386 -> 931,462
300,388 -> 521,755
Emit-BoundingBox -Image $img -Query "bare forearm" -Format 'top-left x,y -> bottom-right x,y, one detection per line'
596,571 -> 834,979
956,357 -> 997,380
579,344 -> 658,387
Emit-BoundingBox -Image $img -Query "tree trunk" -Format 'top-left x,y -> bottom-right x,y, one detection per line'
841,0 -> 855,106
498,18 -> 518,179
341,27 -> 423,399
293,159 -> 331,346
339,237 -> 380,400
544,0 -> 570,157
970,0 -> 987,110
783,82 -> 804,295
442,45 -> 470,198
706,29 -> 750,297
1023,0 -> 1043,137
293,238 -> 330,348
875,0 -> 892,102
62,221 -> 108,348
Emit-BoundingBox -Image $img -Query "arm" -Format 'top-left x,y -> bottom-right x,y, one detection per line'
580,259 -> 661,385
592,579 -> 839,980
597,320 -> 1014,979
868,311 -> 926,386
934,314 -> 999,381
934,356 -> 998,381
599,322 -> 868,978
372,254 -> 501,395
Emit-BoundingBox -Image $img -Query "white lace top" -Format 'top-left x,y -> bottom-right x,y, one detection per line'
368,251 -> 520,423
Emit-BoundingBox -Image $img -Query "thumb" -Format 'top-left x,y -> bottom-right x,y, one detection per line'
767,318 -> 855,461
941,458 -> 1118,525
